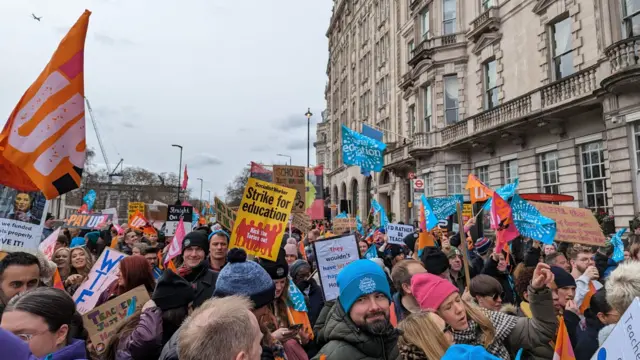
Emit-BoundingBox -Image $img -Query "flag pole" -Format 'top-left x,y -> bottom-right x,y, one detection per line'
456,203 -> 472,289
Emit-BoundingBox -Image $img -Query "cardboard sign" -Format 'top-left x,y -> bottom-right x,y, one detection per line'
386,223 -> 414,245
591,297 -> 639,360
332,218 -> 356,234
82,285 -> 149,354
532,202 -> 605,246
165,205 -> 192,236
145,202 -> 168,230
0,185 -> 49,253
64,213 -> 113,229
214,197 -> 236,232
230,178 -> 296,261
39,228 -> 61,260
128,202 -> 145,221
292,212 -> 312,233
273,165 -> 306,213
312,234 -> 360,301
73,248 -> 128,314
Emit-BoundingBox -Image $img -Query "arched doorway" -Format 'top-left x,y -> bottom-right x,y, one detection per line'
350,179 -> 359,216
365,176 -> 372,215
332,185 -> 339,207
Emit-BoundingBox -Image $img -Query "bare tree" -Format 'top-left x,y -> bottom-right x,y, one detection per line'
225,166 -> 250,206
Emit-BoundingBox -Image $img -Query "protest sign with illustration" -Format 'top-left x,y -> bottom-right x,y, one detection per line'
63,213 -> 113,229
386,223 -> 414,245
313,233 -> 360,301
82,285 -> 149,354
532,202 -> 605,246
214,196 -> 236,232
73,248 -> 128,314
273,165 -> 306,213
229,178 -> 296,261
0,184 -> 49,253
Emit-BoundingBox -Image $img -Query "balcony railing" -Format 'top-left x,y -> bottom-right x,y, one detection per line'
467,7 -> 500,41
383,144 -> 413,168
408,132 -> 441,154
409,34 -> 463,66
541,65 -> 597,108
601,36 -> 640,93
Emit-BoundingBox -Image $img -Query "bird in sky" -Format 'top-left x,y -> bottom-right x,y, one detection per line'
32,13 -> 42,21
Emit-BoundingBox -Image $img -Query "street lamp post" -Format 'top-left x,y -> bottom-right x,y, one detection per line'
206,190 -> 211,204
197,178 -> 204,212
171,144 -> 183,203
276,153 -> 292,165
305,108 -> 313,182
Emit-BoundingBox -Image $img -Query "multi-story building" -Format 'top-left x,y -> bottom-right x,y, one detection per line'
321,0 -> 640,229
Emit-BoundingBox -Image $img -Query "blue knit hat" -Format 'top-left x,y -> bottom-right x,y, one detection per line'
337,259 -> 391,314
441,345 -> 502,360
70,237 -> 86,248
474,237 -> 493,255
213,248 -> 276,309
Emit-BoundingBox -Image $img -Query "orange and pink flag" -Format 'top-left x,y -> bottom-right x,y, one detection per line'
553,316 -> 576,360
490,192 -> 519,252
0,11 -> 91,199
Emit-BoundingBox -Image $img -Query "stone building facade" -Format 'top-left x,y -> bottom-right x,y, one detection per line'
320,0 -> 640,228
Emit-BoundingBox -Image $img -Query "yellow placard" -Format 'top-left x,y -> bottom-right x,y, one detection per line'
230,178 -> 296,261
127,202 -> 145,221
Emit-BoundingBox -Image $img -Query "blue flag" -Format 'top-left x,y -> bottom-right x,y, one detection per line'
371,199 -> 389,227
335,211 -> 348,219
342,124 -> 386,173
127,296 -> 137,317
482,179 -> 519,212
360,125 -> 384,177
356,215 -> 364,234
83,189 -> 96,211
287,279 -> 308,312
611,228 -> 627,263
420,194 -> 440,231
511,194 -> 556,244
364,245 -> 378,259
422,195 -> 463,231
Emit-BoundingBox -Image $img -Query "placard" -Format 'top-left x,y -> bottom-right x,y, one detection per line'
165,205 -> 193,236
82,285 -> 149,354
591,297 -> 639,360
532,202 -> 605,246
273,165 -> 306,213
101,208 -> 119,226
73,248 -> 128,314
229,178 -> 296,261
292,212 -> 312,233
0,184 -> 49,253
63,213 -> 113,229
214,197 -> 236,232
127,202 -> 145,221
386,223 -> 414,245
312,234 -> 360,301
332,218 -> 356,234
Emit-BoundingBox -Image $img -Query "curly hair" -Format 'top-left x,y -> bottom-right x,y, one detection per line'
514,266 -> 536,300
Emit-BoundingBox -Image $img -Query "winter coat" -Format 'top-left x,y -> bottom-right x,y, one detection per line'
312,301 -> 400,360
524,246 -> 541,267
158,329 -> 179,360
392,292 -> 411,323
481,256 -> 518,305
574,317 -> 605,360
305,280 -> 325,326
42,339 -> 88,359
0,328 -> 37,360
116,307 -> 163,360
182,262 -> 219,308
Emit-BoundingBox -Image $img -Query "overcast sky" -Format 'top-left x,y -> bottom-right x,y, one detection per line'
0,0 -> 331,199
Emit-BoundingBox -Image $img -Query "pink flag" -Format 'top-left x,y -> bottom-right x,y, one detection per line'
490,192 -> 519,251
181,164 -> 189,190
39,228 -> 61,260
165,218 -> 186,266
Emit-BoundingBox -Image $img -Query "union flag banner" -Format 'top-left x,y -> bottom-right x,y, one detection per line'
0,11 -> 91,199
465,174 -> 493,204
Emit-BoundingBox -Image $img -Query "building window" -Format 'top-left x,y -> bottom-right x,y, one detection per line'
484,60 -> 498,110
424,173 -> 434,196
444,75 -> 459,125
443,0 -> 457,35
623,0 -> 640,37
423,85 -> 432,132
408,40 -> 415,60
503,159 -> 518,184
540,151 -> 560,194
421,10 -> 430,40
581,142 -> 608,210
475,165 -> 490,186
446,165 -> 462,194
550,17 -> 574,80
481,0 -> 494,11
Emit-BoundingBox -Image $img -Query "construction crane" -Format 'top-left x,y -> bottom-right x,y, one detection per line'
84,97 -> 123,180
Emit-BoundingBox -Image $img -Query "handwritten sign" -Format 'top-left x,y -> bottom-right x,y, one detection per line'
292,212 -> 312,233
313,234 -> 360,301
63,214 -> 113,229
82,285 -> 149,354
333,218 -> 356,234
165,205 -> 192,236
127,202 -> 145,221
591,297 -> 639,360
273,165 -> 306,213
73,248 -> 127,314
214,197 -> 236,232
386,223 -> 414,245
532,202 -> 605,246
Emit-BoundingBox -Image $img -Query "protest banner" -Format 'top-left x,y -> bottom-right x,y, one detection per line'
39,228 -> 61,260
164,205 -> 192,236
82,285 -> 149,354
73,248 -> 128,314
101,208 -> 119,226
127,202 -> 145,221
312,233 -> 360,301
129,210 -> 148,230
0,184 -> 49,253
332,218 -> 356,234
273,165 -> 306,213
214,196 -> 236,232
386,223 -> 414,245
292,212 -> 312,233
532,202 -> 605,246
230,178 -> 296,261
63,213 -> 113,229
591,297 -> 639,360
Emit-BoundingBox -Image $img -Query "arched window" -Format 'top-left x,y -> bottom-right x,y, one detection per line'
351,179 -> 359,215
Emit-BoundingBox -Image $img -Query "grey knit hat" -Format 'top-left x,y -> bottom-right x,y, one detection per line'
212,248 -> 275,309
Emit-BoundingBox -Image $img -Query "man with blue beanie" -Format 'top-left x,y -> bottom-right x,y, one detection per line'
313,259 -> 399,360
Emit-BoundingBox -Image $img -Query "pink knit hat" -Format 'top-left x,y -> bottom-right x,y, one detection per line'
411,273 -> 459,311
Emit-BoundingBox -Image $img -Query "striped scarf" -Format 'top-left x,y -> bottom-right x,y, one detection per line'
452,308 -> 518,359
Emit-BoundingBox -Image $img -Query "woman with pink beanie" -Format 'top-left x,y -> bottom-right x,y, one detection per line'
410,262 -> 557,360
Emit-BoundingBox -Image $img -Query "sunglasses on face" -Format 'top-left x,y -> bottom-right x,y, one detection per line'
490,292 -> 504,301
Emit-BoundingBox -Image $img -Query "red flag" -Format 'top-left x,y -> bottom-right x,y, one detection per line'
181,164 -> 189,190
165,218 -> 186,266
490,192 -> 519,251
0,11 -> 91,199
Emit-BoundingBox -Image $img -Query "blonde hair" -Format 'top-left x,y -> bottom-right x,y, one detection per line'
69,246 -> 94,277
606,260 -> 640,314
398,312 -> 450,359
461,300 -> 496,347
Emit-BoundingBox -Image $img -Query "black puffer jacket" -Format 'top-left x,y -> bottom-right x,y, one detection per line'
312,301 -> 400,360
